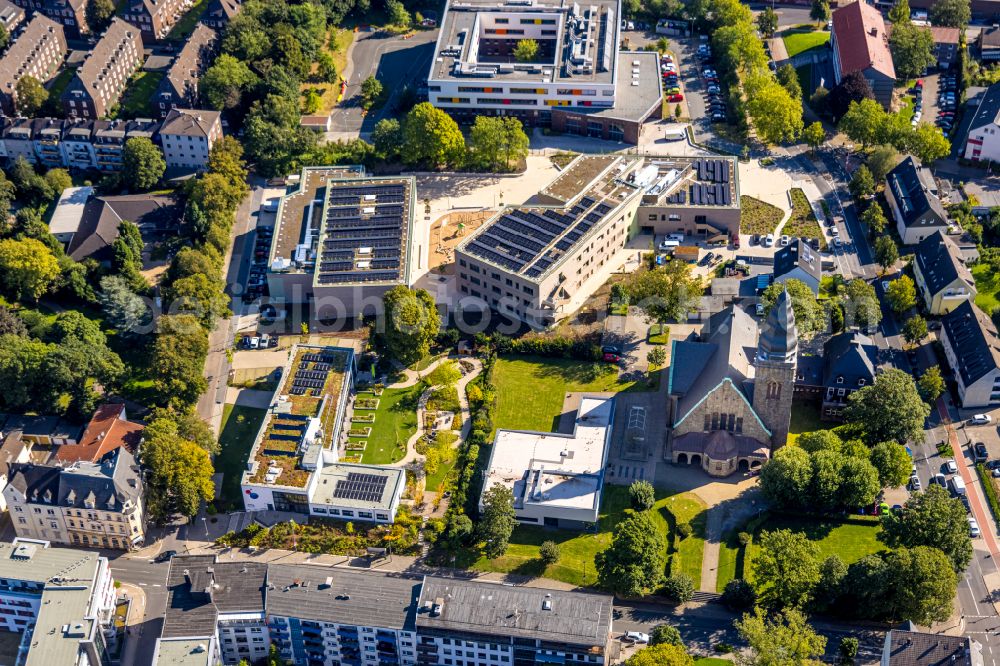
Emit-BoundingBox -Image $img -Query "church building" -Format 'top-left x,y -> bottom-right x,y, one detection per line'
666,289 -> 798,477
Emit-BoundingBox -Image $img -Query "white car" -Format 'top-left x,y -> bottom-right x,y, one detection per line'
969,517 -> 981,538
909,475 -> 921,490
624,632 -> 650,644
763,234 -> 775,247
971,414 -> 993,425
829,226 -> 839,236
946,459 -> 958,474
780,235 -> 790,246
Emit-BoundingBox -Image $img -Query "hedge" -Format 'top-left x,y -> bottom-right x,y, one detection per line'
975,463 -> 1000,530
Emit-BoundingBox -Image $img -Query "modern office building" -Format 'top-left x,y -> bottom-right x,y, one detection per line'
0,15 -> 67,114
634,157 -> 741,241
0,539 -> 116,666
265,167 -> 419,316
481,395 -> 613,529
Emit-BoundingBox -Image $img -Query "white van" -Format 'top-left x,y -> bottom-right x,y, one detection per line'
659,239 -> 681,251
950,475 -> 967,496
667,233 -> 685,242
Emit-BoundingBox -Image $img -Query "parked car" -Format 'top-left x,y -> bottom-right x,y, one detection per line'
975,442 -> 989,462
668,94 -> 684,102
969,517 -> 981,538
945,459 -> 958,474
971,414 -> 993,425
933,472 -> 947,487
623,632 -> 650,645
155,550 -> 177,563
780,234 -> 790,246
909,475 -> 921,490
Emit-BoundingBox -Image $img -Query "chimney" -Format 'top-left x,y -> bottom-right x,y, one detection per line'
870,27 -> 877,37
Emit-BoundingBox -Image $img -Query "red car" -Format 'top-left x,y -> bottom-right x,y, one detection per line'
603,352 -> 620,363
668,93 -> 684,102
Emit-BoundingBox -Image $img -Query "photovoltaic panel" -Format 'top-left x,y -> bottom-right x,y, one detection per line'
332,472 -> 389,503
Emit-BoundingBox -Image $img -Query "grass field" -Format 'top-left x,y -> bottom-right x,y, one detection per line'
716,514 -> 882,590
782,29 -> 830,58
783,188 -> 825,248
493,356 -> 648,433
117,71 -> 164,119
357,384 -> 421,464
165,0 -> 211,41
796,64 -> 812,101
973,264 -> 1000,314
648,324 -> 670,345
740,196 -> 784,235
217,405 -> 267,507
468,485 -> 705,588
787,400 -> 833,446
302,28 -> 355,114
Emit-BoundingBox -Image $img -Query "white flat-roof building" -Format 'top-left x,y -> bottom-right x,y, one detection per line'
48,185 -> 94,247
309,462 -> 405,523
480,395 -> 613,529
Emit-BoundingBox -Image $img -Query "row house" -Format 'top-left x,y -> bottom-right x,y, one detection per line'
63,18 -> 144,119
122,0 -> 192,40
0,116 -> 161,171
11,0 -> 86,35
155,23 -> 216,117
202,0 -> 240,29
0,14 -> 67,114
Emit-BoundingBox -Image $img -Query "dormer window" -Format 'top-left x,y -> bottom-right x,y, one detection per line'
836,376 -> 844,384
858,378 -> 866,386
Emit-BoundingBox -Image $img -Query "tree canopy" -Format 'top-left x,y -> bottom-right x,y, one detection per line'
123,137 -> 166,191
881,484 -> 973,571
479,483 -> 517,559
595,510 -> 666,597
381,286 -> 440,366
761,279 -> 824,339
845,368 -> 929,445
753,529 -> 821,609
627,260 -> 703,325
0,237 -> 60,302
735,607 -> 826,666
402,103 -> 466,168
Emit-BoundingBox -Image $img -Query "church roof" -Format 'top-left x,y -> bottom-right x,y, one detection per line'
759,288 -> 798,360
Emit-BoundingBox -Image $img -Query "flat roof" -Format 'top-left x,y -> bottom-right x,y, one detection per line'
561,50 -> 662,122
483,396 -> 612,513
153,638 -> 216,665
243,345 -> 352,489
0,540 -> 100,584
639,157 -> 739,209
458,155 -> 642,281
416,576 -> 613,648
49,186 -> 94,235
310,462 -> 405,510
265,564 -> 420,631
313,177 -> 414,287
430,0 -> 619,85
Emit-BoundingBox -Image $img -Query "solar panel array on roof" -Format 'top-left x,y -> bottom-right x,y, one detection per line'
695,159 -> 731,183
332,472 -> 389,502
689,183 -> 731,206
317,182 -> 407,285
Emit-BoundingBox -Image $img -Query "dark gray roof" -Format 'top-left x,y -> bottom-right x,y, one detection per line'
968,81 -> 1000,133
823,331 -> 877,388
883,629 -> 979,665
265,564 -> 419,630
158,24 -> 216,103
914,230 -> 974,297
67,193 -> 181,261
67,198 -> 120,262
415,576 -> 612,648
758,288 -> 798,360
942,300 -> 1000,386
773,239 -> 821,284
886,156 -> 948,229
980,25 -> 1000,49
7,447 -> 143,509
162,555 -> 267,639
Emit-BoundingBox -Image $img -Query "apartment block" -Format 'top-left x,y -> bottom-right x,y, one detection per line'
155,23 -> 216,117
941,300 -> 1000,408
202,0 -> 240,29
0,14 -> 67,114
63,18 -> 144,119
3,447 -> 146,550
0,540 -> 116,666
0,115 -> 161,170
122,0 -> 192,39
158,107 -> 222,169
11,0 -> 85,34
0,0 -> 25,33
454,155 -> 646,327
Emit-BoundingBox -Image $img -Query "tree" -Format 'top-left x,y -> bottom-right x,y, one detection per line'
761,446 -> 813,508
882,484 -> 973,571
0,24 -> 7,51
761,279 -> 824,339
0,307 -> 25,337
870,441 -> 913,488
628,259 -> 703,326
623,644 -> 693,666
756,7 -> 778,37
0,238 -> 60,302
479,483 -> 517,559
629,480 -> 656,511
810,0 -> 831,23
745,76 -> 804,145
662,573 -> 696,604
45,168 -> 72,196
839,637 -> 859,665
874,236 -> 899,274
722,579 -> 757,611
360,75 -> 383,110
902,315 -> 928,346
861,201 -> 888,235
403,103 -> 466,168
165,273 -> 231,328
885,274 -> 916,313
753,529 -> 821,608
802,122 -> 825,151
539,540 -> 560,565
908,123 -> 952,164
647,346 -> 667,368
651,624 -> 683,647
883,546 -> 958,624
514,38 -> 539,62
14,76 -> 47,116
152,314 -> 209,410
86,0 -> 115,31
890,24 -> 936,80
201,54 -> 258,110
930,0 -> 971,28
810,449 -> 844,510
372,118 -> 403,161
142,426 -> 214,521
386,0 -> 411,27
426,360 -> 461,387
838,456 -> 881,507
735,607 -> 826,666
122,137 -> 165,191
147,406 -> 218,454
842,278 -> 881,330
798,430 -> 842,453
828,71 -> 875,121
867,145 -> 899,181
918,365 -> 945,402
381,286 -> 440,366
317,51 -> 338,84
845,368 -> 929,445
848,164 -> 875,199
888,0 -> 911,24
595,510 -> 666,597
469,116 -> 528,172
777,63 -> 802,101
815,554 -> 848,611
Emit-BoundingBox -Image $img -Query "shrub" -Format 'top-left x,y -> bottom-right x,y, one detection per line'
629,480 -> 656,511
722,578 -> 757,611
539,540 -> 560,565
737,531 -> 752,547
676,521 -> 693,540
650,623 -> 683,646
661,573 -> 695,604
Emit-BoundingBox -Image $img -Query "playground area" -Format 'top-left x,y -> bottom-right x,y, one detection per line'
429,210 -> 494,272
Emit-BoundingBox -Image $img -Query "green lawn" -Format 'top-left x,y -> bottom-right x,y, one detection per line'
468,485 -> 706,588
740,195 -> 784,235
783,188 -> 826,248
694,659 -> 731,666
357,385 -> 421,464
217,404 -> 267,507
423,431 -> 458,493
795,64 -> 812,101
973,264 -> 1000,314
116,71 -> 164,119
410,353 -> 444,372
648,324 -> 670,345
493,356 -> 649,433
44,68 -> 76,114
787,399 -> 833,446
165,0 -> 211,41
782,29 -> 830,58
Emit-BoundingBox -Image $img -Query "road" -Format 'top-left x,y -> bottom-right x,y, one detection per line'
110,555 -> 170,666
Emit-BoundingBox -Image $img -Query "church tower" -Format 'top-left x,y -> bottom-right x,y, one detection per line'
752,288 -> 798,449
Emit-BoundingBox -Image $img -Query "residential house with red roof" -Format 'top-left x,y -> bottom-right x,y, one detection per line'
830,0 -> 896,109
53,403 -> 144,465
